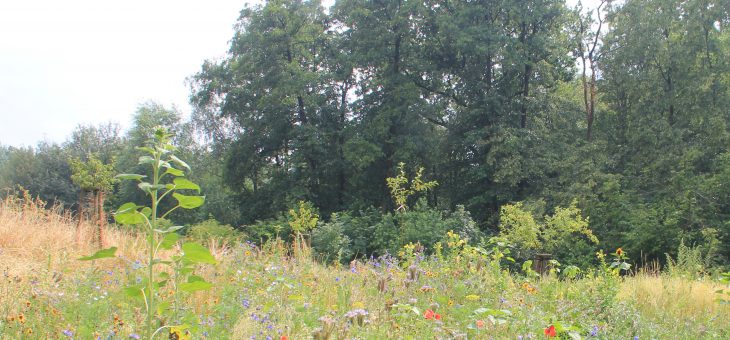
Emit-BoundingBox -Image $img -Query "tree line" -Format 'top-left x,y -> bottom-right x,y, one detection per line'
1,0 -> 729,267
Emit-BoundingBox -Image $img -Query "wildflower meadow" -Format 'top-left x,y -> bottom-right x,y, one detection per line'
0,192 -> 728,339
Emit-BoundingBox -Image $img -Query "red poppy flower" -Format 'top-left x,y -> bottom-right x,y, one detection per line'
424,309 -> 435,320
476,320 -> 485,329
544,325 -> 557,337
434,313 -> 441,321
280,336 -> 289,340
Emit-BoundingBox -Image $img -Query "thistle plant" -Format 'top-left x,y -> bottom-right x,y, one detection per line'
80,128 -> 215,339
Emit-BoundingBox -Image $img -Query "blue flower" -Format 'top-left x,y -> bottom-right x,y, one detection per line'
590,325 -> 599,336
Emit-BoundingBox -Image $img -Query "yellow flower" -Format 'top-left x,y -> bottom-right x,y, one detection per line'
352,301 -> 365,309
170,326 -> 191,340
25,328 -> 33,335
521,282 -> 537,294
465,294 -> 480,301
17,313 -> 25,324
615,248 -> 624,256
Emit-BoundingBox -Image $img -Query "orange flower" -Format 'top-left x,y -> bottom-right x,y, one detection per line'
280,336 -> 289,340
476,319 -> 485,329
424,309 -> 435,320
616,248 -> 624,256
544,325 -> 557,337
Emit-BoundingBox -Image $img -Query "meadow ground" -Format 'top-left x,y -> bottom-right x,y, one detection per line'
0,196 -> 728,339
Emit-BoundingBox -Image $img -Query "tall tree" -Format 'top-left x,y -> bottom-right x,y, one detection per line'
192,0 -> 349,221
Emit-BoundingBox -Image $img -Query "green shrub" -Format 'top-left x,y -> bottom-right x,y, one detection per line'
498,200 -> 599,265
187,218 -> 243,246
245,215 -> 291,244
311,213 -> 352,264
340,209 -> 380,258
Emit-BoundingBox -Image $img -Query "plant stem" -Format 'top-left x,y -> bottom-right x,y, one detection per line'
148,151 -> 160,340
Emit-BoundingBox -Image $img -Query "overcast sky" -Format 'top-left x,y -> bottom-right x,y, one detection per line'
0,0 -> 595,148
0,0 -> 257,147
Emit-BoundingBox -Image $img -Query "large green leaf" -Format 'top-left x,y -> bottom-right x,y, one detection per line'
173,178 -> 200,192
124,284 -> 146,299
160,233 -> 180,250
116,202 -> 139,214
140,207 -> 152,218
136,146 -> 156,155
164,167 -> 185,177
138,182 -> 166,193
173,193 -> 205,209
78,247 -> 117,261
138,155 -> 155,165
116,173 -> 146,181
169,155 -> 190,171
179,279 -> 213,292
154,225 -> 185,234
115,213 -> 144,225
182,242 -> 217,264
115,210 -> 146,225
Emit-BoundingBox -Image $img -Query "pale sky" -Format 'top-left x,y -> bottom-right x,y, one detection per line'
0,0 -> 596,148
0,0 -> 255,147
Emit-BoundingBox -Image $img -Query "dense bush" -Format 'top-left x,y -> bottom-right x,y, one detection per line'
308,200 -> 482,263
311,213 -> 352,264
187,218 -> 244,246
244,215 -> 291,244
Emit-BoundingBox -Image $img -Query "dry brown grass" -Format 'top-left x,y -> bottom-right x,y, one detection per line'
0,193 -> 146,276
619,272 -> 730,329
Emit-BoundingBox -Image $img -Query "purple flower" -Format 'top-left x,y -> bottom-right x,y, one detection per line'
129,334 -> 141,340
62,329 -> 73,337
590,326 -> 599,336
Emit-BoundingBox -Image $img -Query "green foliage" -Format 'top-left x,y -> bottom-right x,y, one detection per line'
288,201 -> 319,235
499,203 -> 541,252
311,213 -> 352,264
499,200 -> 598,264
665,236 -> 719,279
69,155 -> 116,192
245,216 -> 291,244
81,127 -> 214,339
386,163 -> 438,212
187,218 -> 243,246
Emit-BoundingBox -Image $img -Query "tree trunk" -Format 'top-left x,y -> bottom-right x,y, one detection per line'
520,63 -> 531,129
97,190 -> 106,248
76,190 -> 87,246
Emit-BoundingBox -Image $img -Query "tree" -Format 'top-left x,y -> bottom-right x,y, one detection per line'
69,155 -> 116,247
192,0 -> 347,221
600,0 -> 730,260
